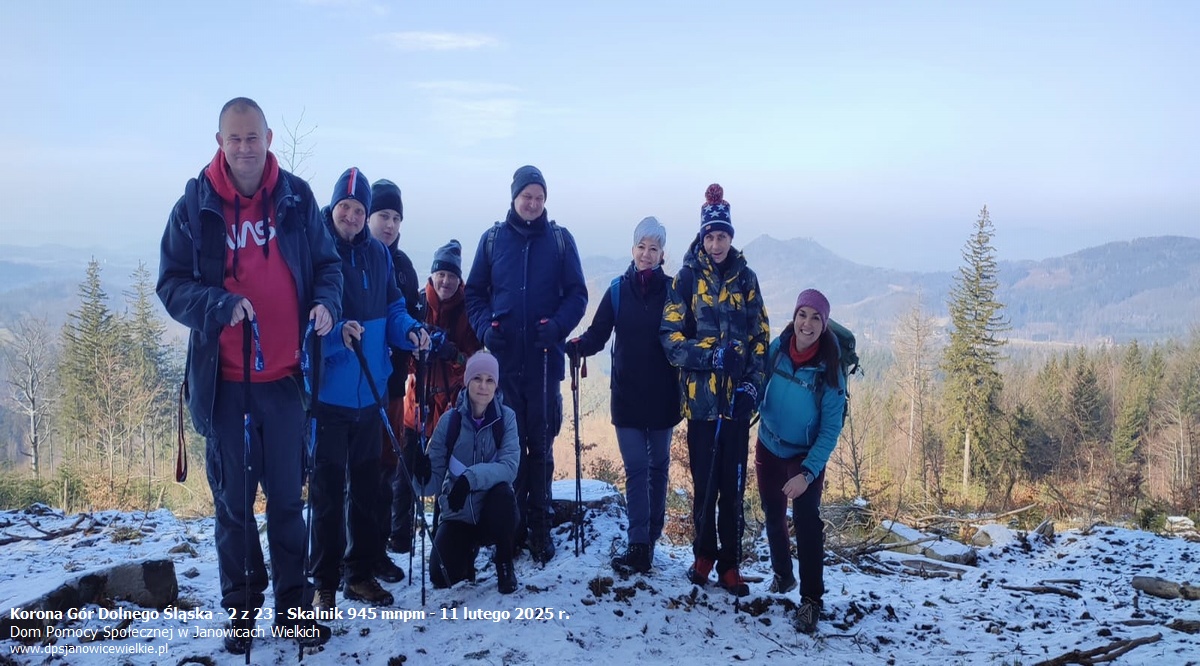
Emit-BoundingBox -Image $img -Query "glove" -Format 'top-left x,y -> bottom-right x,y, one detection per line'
447,474 -> 471,511
732,382 -> 757,422
712,342 -> 745,382
436,340 -> 459,362
536,318 -> 561,350
484,322 -> 507,355
566,337 -> 583,364
414,453 -> 432,486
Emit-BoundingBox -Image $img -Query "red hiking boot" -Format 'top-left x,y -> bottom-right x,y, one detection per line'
718,568 -> 750,597
687,556 -> 715,585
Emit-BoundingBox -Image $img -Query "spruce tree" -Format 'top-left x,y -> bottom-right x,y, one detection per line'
942,206 -> 1009,499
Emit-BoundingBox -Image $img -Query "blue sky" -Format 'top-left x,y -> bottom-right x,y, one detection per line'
1,0 -> 1196,270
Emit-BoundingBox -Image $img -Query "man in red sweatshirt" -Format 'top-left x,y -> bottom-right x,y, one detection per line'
158,97 -> 342,655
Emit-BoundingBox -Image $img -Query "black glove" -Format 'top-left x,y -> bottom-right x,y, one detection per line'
414,453 -> 432,486
712,342 -> 745,382
436,340 -> 459,362
447,474 -> 471,511
566,337 -> 583,364
536,318 -> 561,350
484,322 -> 507,355
732,382 -> 757,422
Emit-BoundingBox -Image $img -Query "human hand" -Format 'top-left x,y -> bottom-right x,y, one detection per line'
732,383 -> 757,421
342,320 -> 364,348
409,326 -> 431,351
536,318 -> 561,350
447,474 -> 471,511
309,304 -> 333,336
782,472 -> 811,500
230,298 -> 255,327
484,322 -> 506,355
712,342 -> 745,381
414,453 -> 432,486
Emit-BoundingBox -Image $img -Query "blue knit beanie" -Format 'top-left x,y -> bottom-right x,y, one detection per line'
331,167 -> 371,213
700,183 -> 733,238
370,179 -> 403,218
511,165 -> 547,201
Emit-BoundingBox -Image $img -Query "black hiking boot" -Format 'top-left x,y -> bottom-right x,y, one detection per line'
794,597 -> 821,634
687,556 -> 715,586
374,556 -> 405,583
769,572 -> 797,594
345,578 -> 394,606
611,543 -> 652,575
387,534 -> 411,554
529,532 -> 556,565
222,618 -> 255,655
496,562 -> 518,594
718,568 -> 750,597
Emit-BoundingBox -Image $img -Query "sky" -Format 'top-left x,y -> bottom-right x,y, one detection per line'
1,0 -> 1196,271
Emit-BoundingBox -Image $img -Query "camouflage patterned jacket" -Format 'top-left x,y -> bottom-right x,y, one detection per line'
660,238 -> 770,421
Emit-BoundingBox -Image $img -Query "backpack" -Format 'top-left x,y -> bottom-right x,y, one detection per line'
608,275 -> 622,315
484,220 -> 569,296
764,319 -> 860,424
440,409 -> 506,469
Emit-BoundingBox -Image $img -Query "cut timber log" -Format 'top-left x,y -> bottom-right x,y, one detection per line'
1132,576 -> 1200,601
0,558 -> 177,641
877,520 -> 978,566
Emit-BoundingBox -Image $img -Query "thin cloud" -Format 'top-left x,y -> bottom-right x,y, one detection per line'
378,31 -> 500,51
298,0 -> 389,15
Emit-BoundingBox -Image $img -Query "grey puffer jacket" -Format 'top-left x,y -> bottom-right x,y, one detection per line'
413,390 -> 519,525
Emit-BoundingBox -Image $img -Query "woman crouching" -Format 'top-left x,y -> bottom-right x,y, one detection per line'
413,351 -> 520,593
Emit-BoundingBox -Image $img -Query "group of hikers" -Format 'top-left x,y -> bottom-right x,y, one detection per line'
157,97 -> 849,656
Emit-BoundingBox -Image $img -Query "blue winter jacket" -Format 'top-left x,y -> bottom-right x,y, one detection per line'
464,208 -> 588,389
756,327 -> 847,479
413,390 -> 520,526
320,212 -> 420,410
157,168 -> 343,438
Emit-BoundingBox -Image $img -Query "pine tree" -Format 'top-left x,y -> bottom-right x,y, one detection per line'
58,258 -> 121,460
942,206 -> 1009,500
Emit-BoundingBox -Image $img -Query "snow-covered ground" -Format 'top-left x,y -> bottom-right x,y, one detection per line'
2,481 -> 1199,665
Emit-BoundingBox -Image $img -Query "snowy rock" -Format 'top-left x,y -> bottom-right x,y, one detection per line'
971,523 -> 1017,547
550,479 -> 623,527
879,520 -> 979,566
1166,515 -> 1196,533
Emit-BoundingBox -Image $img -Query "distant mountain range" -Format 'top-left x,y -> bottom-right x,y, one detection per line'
2,236 -> 1197,346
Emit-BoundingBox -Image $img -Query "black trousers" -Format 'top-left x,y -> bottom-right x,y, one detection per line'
310,406 -> 382,588
429,483 -> 518,588
686,418 -> 750,574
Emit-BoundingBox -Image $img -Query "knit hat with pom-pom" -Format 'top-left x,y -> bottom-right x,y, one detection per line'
699,183 -> 733,238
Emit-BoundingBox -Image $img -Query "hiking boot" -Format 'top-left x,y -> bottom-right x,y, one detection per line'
687,556 -> 715,585
530,533 -> 556,565
496,562 -> 518,594
275,618 -> 332,648
769,573 -> 798,594
611,543 -> 652,575
313,589 -> 336,613
375,557 -> 405,583
222,618 -> 254,655
387,534 -> 411,554
345,578 -> 394,606
794,597 -> 821,634
718,568 -> 750,597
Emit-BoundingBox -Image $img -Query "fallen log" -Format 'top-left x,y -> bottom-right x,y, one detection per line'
999,584 -> 1081,600
1132,575 -> 1200,601
1033,633 -> 1161,666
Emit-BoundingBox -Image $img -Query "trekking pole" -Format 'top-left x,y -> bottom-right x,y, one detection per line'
414,348 -> 431,606
298,322 -> 319,663
541,348 -> 551,563
240,318 -> 256,666
695,368 -> 727,580
351,338 -> 447,598
570,350 -> 585,556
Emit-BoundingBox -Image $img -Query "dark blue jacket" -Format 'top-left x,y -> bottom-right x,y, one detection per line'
384,243 -> 420,400
321,213 -> 420,411
464,208 -> 588,389
574,263 -> 681,430
158,168 -> 343,437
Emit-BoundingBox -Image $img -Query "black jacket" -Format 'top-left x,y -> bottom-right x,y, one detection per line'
385,243 -> 420,400
575,263 -> 681,430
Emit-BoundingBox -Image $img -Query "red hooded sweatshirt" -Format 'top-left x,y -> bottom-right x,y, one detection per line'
205,149 -> 301,383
